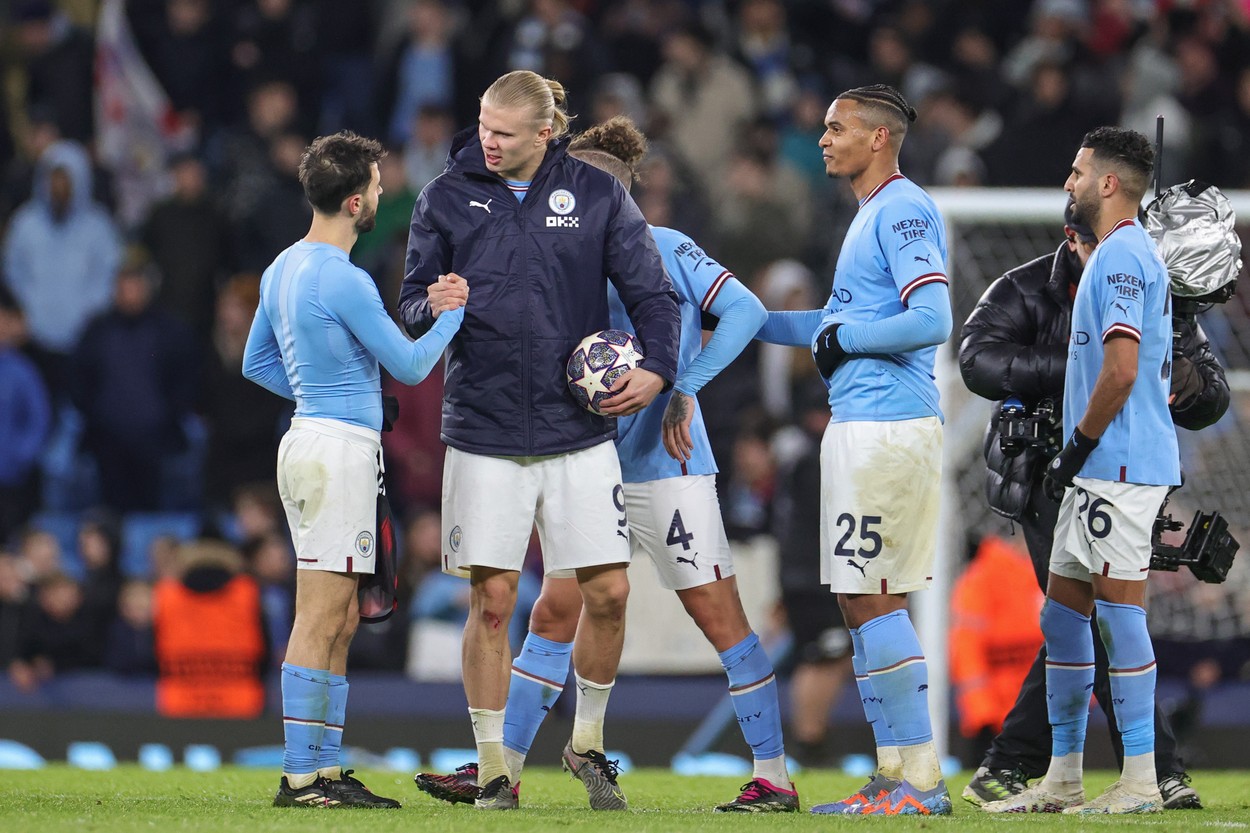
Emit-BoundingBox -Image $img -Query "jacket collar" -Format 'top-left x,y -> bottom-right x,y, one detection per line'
445,126 -> 571,184
1046,240 -> 1083,305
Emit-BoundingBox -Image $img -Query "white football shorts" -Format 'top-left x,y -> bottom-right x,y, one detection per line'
1049,476 -> 1168,582
622,475 -> 735,591
819,416 -> 942,594
441,441 -> 631,578
277,417 -> 381,575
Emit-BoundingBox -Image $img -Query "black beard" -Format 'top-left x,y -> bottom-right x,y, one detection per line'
355,210 -> 376,234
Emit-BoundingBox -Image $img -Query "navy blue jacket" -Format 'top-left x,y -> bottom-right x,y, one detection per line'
400,129 -> 680,456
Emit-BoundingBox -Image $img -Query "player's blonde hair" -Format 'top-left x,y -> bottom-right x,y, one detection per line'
482,71 -> 574,139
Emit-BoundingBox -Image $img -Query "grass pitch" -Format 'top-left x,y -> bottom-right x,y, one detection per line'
2,766 -> 1248,832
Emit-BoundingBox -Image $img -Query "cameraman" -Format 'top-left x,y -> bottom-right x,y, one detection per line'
957,203 -> 1228,810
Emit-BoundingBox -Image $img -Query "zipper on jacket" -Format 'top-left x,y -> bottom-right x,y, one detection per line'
517,191 -> 533,455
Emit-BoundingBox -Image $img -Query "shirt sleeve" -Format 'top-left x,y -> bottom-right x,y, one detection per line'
324,264 -> 462,386
875,197 -> 948,305
241,298 -> 295,401
399,188 -> 451,338
756,309 -> 825,346
1093,246 -> 1146,343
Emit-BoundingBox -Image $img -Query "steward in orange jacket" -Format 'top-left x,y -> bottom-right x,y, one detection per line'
949,535 -> 1044,738
154,540 -> 267,718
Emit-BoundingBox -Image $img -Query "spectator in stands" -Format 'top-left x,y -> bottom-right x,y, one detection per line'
9,572 -> 104,692
402,105 -> 457,194
723,410 -> 777,542
0,288 -> 50,544
234,132 -> 311,272
201,275 -> 290,511
2,140 -> 122,394
243,532 -> 294,665
131,0 -> 233,139
503,0 -> 606,114
153,540 -> 266,717
0,553 -> 32,669
104,579 -> 156,675
755,259 -> 821,421
230,482 -> 286,545
732,0 -> 799,122
984,61 -> 1097,187
773,382 -> 852,766
10,0 -> 96,143
230,0 -> 320,111
0,108 -> 62,228
377,0 -> 462,147
213,78 -> 301,230
140,153 -> 235,343
16,528 -> 61,585
77,510 -> 123,633
949,535 -> 1044,765
650,22 -> 758,193
72,248 -> 199,512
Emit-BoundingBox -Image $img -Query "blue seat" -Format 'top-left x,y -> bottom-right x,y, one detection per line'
120,512 -> 202,578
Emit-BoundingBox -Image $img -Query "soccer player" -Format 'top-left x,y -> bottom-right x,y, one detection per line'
959,205 -> 1221,810
414,116 -> 800,813
983,127 -> 1178,815
242,131 -> 464,808
399,72 -> 680,810
753,84 -> 954,816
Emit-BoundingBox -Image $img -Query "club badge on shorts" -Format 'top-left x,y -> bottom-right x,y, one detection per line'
355,531 -> 374,559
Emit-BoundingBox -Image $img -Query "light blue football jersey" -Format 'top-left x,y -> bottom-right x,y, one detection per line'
608,226 -> 737,483
820,174 -> 949,423
1064,218 -> 1179,485
246,241 -> 457,430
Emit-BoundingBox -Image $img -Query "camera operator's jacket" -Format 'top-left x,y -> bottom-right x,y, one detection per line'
959,242 -> 1229,520
400,129 -> 680,456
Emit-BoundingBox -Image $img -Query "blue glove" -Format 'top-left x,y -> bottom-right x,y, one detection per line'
1042,427 -> 1099,501
812,323 -> 847,378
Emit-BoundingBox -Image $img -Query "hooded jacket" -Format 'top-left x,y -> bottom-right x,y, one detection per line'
960,242 -> 1229,520
400,128 -> 680,456
1,141 -> 121,353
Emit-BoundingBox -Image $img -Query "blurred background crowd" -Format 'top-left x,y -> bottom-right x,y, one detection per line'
1,0 -> 1249,757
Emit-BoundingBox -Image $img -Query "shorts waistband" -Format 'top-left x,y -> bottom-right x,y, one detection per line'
290,417 -> 381,449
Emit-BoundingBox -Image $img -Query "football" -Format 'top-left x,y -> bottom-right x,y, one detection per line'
566,329 -> 645,415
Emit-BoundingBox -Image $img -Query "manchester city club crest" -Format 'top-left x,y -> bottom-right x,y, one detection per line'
355,531 -> 374,558
549,189 -> 576,215
449,525 -> 462,553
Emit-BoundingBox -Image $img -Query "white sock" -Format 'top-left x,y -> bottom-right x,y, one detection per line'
899,741 -> 942,791
753,754 -> 790,788
1040,752 -> 1084,794
571,673 -> 614,753
469,707 -> 507,785
284,770 -> 318,789
877,745 -> 904,781
503,746 -> 526,784
317,765 -> 341,781
1121,752 -> 1156,790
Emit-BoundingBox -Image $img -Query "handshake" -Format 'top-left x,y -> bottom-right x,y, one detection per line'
430,272 -> 469,316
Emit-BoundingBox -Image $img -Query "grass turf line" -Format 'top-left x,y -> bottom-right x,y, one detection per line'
1,766 -> 1248,832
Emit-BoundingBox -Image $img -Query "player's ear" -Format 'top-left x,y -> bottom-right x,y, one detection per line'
345,192 -> 362,217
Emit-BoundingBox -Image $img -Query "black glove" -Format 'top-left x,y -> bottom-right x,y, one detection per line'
812,323 -> 847,378
1042,427 -> 1099,501
381,395 -> 400,432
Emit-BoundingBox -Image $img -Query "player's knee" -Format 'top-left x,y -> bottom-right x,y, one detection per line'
528,595 -> 578,641
582,576 -> 629,621
470,580 -> 517,626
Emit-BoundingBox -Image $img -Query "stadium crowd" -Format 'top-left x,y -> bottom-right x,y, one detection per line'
1,0 -> 1248,738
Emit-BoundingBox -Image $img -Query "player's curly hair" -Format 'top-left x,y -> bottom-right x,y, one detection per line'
298,131 -> 385,215
836,84 -> 917,141
1081,126 -> 1154,201
483,71 -> 576,139
568,117 -> 649,188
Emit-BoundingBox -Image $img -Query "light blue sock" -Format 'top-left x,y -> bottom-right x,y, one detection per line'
850,627 -> 897,748
281,662 -> 331,776
1095,600 -> 1156,758
318,674 -> 348,773
1041,599 -> 1095,757
503,634 -> 572,756
860,610 -> 933,746
719,632 -> 785,761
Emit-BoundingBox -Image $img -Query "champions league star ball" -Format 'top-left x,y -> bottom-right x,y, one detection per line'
566,329 -> 644,415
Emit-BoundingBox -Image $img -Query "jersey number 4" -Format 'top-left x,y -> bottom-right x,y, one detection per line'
667,510 -> 695,550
